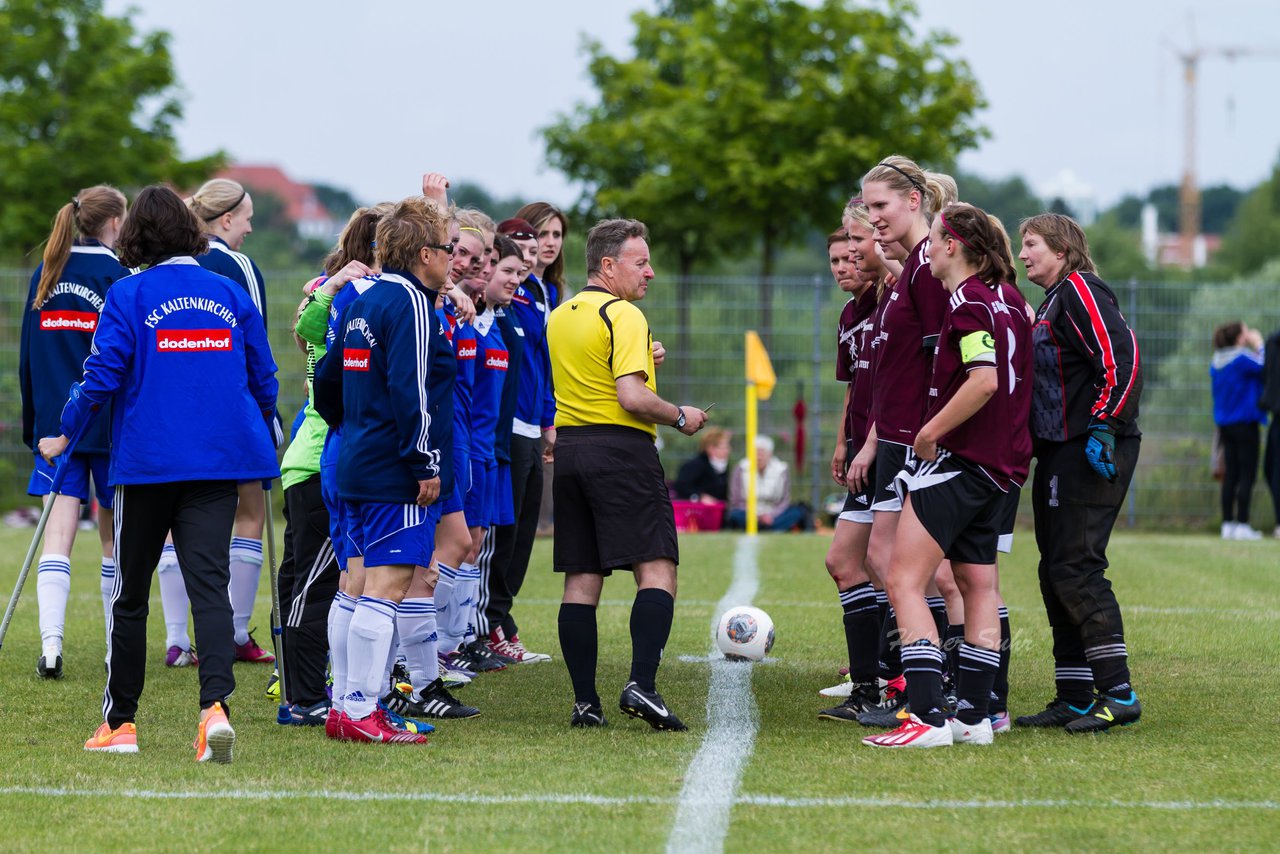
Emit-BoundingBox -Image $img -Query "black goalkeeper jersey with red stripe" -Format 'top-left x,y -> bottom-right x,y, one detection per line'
1031,271 -> 1142,444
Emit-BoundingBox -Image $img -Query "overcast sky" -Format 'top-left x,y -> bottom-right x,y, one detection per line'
106,0 -> 1280,215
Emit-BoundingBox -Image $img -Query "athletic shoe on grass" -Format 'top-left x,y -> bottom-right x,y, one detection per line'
378,701 -> 436,734
84,721 -> 138,754
1064,692 -> 1141,734
194,702 -> 235,764
819,672 -> 853,698
165,645 -> 197,667
948,716 -> 994,745
571,701 -> 608,727
862,714 -> 952,749
233,631 -> 275,664
439,657 -> 474,689
344,707 -> 428,744
857,682 -> 908,728
325,709 -> 348,741
384,679 -> 480,719
455,640 -> 508,673
265,669 -> 280,700
36,653 -> 63,679
283,700 -> 330,727
818,682 -> 880,722
619,681 -> 688,732
488,628 -> 552,663
1015,697 -> 1094,728
989,710 -> 1011,734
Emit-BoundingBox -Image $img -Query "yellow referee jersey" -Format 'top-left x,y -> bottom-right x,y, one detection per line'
548,287 -> 658,438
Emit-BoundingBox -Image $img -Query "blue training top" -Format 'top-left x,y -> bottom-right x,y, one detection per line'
509,273 -> 557,440
58,257 -> 281,485
198,235 -> 268,327
21,241 -> 132,456
334,268 -> 455,504
470,306 -> 507,463
1211,345 -> 1266,427
493,306 -> 525,463
440,300 -> 475,472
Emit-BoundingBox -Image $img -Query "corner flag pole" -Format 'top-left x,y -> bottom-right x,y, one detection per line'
744,331 -> 776,537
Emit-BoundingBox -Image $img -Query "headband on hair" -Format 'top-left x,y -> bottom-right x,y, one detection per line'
847,196 -> 863,207
939,213 -> 976,251
881,162 -> 925,194
203,190 -> 247,222
460,227 -> 484,235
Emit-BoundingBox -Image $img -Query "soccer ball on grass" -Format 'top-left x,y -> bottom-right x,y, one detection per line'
714,606 -> 775,661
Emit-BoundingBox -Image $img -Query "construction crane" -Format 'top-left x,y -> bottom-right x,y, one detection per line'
1173,43 -> 1280,265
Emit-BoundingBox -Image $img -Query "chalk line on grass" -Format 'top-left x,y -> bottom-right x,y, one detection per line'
665,536 -> 760,854
0,786 -> 1274,811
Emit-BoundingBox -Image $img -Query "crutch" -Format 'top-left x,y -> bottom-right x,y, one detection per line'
0,395 -> 94,655
265,486 -> 291,724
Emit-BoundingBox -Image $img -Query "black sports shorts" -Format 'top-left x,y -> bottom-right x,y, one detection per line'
553,425 -> 679,575
893,447 -> 1004,565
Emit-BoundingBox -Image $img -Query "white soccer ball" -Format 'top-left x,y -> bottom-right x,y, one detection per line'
715,606 -> 775,662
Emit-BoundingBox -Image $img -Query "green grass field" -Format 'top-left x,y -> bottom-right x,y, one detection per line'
0,526 -> 1277,852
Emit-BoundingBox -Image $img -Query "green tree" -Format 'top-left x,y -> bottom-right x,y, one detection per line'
0,0 -> 221,255
956,171 -> 1042,233
1085,212 -> 1152,283
543,0 -> 985,346
1210,158 -> 1280,277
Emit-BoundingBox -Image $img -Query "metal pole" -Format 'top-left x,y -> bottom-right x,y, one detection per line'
810,275 -> 824,513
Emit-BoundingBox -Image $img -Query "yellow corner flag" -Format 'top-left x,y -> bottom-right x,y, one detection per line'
744,330 -> 776,401
743,331 -> 776,536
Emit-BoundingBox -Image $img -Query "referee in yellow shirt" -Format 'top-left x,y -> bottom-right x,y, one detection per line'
548,218 -> 708,730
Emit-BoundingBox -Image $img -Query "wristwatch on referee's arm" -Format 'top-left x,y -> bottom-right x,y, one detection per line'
673,407 -> 686,430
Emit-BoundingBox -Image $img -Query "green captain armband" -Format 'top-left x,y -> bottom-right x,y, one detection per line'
959,331 -> 996,365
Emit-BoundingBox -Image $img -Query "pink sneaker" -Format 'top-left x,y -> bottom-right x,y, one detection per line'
488,628 -> 552,664
233,631 -> 275,664
344,708 -> 428,744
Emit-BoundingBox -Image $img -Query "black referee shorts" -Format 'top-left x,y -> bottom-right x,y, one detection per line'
553,425 -> 679,575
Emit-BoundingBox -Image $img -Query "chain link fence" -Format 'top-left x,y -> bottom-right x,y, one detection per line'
2,267 -> 1276,530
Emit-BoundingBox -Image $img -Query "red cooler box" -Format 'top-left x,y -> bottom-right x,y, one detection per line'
671,500 -> 725,532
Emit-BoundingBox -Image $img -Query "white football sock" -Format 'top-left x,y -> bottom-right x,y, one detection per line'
36,554 -> 71,654
100,557 -> 116,648
328,592 -> 356,715
434,564 -> 459,654
460,563 -> 482,644
157,545 -> 191,650
344,596 -> 396,720
397,597 -> 439,696
228,537 -> 264,645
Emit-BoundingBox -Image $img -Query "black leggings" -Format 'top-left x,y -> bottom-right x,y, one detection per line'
1220,422 -> 1260,523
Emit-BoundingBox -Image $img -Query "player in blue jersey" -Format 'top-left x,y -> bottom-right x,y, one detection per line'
184,177 -> 276,664
42,185 -> 281,762
21,185 -> 130,678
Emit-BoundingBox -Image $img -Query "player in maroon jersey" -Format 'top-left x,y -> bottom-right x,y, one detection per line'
817,211 -> 888,721
864,203 -> 1029,749
854,156 -> 963,727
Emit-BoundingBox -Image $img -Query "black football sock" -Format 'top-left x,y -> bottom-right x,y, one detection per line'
992,605 -> 1011,713
1085,636 -> 1134,699
1052,625 -> 1094,706
628,588 -> 675,692
956,642 -> 1000,725
901,639 -> 947,727
943,623 -> 965,686
838,582 -> 880,683
878,606 -> 902,680
558,603 -> 599,706
925,595 -> 948,645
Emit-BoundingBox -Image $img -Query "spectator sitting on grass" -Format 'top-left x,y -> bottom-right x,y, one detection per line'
672,427 -> 732,503
727,435 -> 810,532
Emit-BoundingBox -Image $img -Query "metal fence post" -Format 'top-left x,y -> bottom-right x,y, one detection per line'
1127,277 -> 1138,529
811,274 -> 824,514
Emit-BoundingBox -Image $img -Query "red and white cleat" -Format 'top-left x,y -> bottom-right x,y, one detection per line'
862,714 -> 953,749
344,708 -> 428,745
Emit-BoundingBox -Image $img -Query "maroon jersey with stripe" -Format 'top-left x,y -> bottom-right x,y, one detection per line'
869,237 -> 949,445
837,288 -> 879,448
926,276 -> 1031,491
1000,282 -> 1035,485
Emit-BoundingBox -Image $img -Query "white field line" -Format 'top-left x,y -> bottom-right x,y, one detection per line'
665,536 -> 761,854
0,786 -> 1274,811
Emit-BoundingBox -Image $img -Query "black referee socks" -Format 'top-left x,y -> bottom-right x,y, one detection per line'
629,588 -> 675,692
558,603 -> 600,707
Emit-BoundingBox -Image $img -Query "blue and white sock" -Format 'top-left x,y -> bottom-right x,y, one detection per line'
328,592 -> 356,715
345,596 -> 397,720
228,537 -> 264,646
459,563 -> 482,644
397,597 -> 439,697
36,554 -> 71,656
157,544 -> 191,650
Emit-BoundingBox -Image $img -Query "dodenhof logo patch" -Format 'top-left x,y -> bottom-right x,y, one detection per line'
156,329 -> 233,352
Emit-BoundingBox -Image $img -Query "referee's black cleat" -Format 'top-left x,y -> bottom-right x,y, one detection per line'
1064,692 -> 1141,734
619,681 -> 688,732
384,678 -> 481,720
818,683 -> 881,722
1015,697 -> 1095,728
36,654 -> 63,679
571,701 -> 608,728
